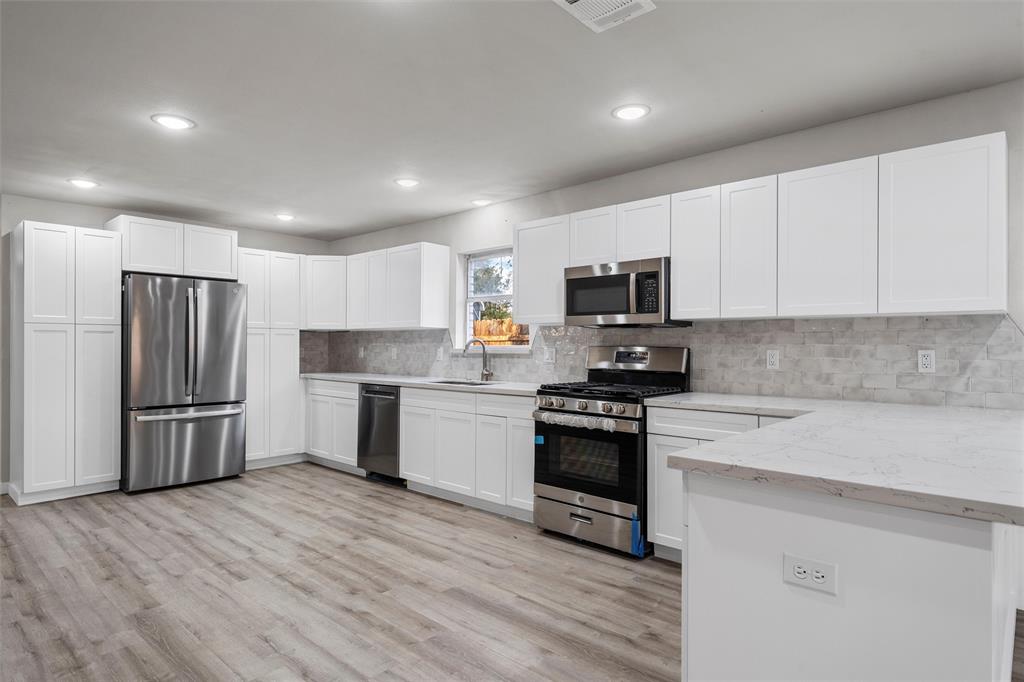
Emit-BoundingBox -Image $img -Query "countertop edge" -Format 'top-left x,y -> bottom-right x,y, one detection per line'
300,373 -> 539,397
666,454 -> 1023,526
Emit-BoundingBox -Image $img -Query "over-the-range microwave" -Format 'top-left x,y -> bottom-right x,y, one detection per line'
563,257 -> 689,327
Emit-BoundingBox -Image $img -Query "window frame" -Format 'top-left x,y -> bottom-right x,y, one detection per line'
457,246 -> 535,353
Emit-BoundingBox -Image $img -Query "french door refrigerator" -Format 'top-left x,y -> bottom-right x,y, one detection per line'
122,273 -> 247,492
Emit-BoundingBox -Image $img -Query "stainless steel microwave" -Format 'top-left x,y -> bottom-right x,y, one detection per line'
564,257 -> 685,327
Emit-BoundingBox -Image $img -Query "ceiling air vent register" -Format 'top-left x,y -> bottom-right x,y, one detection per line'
552,0 -> 656,33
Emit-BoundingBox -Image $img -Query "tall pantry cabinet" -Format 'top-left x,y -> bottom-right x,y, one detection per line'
9,221 -> 123,503
237,248 -> 304,463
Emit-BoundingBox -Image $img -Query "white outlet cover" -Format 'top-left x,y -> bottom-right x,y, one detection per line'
766,349 -> 781,370
783,553 -> 838,596
359,346 -> 365,359
918,349 -> 936,373
543,347 -> 556,364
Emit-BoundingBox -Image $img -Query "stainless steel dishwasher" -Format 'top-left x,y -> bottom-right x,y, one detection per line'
357,384 -> 401,479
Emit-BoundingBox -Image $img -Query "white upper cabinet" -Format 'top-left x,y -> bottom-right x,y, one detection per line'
183,224 -> 238,280
778,157 -> 879,317
106,215 -> 184,275
21,221 -> 76,324
720,175 -> 778,318
616,195 -> 671,262
75,325 -> 120,486
569,205 -> 618,266
75,228 -> 121,325
302,255 -> 347,330
513,215 -> 570,325
345,243 -> 449,331
670,186 -> 721,320
878,132 -> 1007,314
238,248 -> 271,328
269,251 -> 302,328
346,252 -> 368,329
366,249 -> 389,328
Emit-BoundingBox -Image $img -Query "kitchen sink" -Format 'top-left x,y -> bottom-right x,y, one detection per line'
429,379 -> 500,386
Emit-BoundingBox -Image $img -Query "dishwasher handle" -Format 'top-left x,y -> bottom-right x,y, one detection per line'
361,391 -> 397,399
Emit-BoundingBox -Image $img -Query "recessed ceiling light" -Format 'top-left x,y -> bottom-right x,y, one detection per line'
394,178 -> 420,188
68,178 -> 99,189
612,104 -> 651,121
275,213 -> 295,222
151,113 -> 196,130
472,199 -> 492,207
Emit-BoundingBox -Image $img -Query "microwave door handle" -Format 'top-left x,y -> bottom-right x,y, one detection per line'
628,271 -> 638,314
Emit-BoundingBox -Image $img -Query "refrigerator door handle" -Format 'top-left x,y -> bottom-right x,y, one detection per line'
194,287 -> 203,396
185,288 -> 193,397
135,408 -> 243,423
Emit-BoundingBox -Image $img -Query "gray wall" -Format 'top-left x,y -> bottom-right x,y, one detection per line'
329,78 -> 1024,330
0,193 -> 334,482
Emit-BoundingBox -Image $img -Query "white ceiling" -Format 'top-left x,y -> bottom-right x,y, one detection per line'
2,1 -> 1022,241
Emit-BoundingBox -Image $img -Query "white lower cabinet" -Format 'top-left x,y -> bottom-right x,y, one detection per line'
400,405 -> 436,484
22,324 -> 76,494
75,325 -> 120,485
306,393 -> 332,458
475,415 -> 507,504
245,329 -> 270,461
435,410 -> 476,495
268,329 -> 303,456
506,417 -> 535,511
306,391 -> 358,466
646,434 -> 700,550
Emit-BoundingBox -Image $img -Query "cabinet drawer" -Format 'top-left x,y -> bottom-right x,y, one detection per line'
306,380 -> 358,400
475,393 -> 535,419
403,387 -> 476,413
647,408 -> 758,440
758,415 -> 790,427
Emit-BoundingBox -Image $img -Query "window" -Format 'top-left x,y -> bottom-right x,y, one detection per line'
465,249 -> 530,346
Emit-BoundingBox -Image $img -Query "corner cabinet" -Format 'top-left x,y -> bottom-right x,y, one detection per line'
345,243 -> 450,330
878,132 -> 1007,314
513,215 -> 570,325
720,175 -> 778,319
778,157 -> 878,317
302,255 -> 347,330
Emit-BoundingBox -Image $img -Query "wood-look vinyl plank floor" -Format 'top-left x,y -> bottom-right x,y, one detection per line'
1,463 -> 681,681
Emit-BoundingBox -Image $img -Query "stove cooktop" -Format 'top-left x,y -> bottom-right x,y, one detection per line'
538,381 -> 684,402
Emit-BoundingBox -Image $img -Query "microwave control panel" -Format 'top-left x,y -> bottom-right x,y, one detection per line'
636,272 -> 660,313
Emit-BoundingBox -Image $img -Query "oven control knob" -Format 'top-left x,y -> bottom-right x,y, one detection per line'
601,403 -> 613,414
614,404 -> 626,415
540,397 -> 553,407
577,400 -> 588,410
554,398 -> 565,408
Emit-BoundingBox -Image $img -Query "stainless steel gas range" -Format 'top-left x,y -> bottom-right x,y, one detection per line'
532,346 -> 690,557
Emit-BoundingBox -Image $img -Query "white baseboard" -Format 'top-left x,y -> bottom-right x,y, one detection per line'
305,455 -> 366,477
7,480 -> 120,506
245,453 -> 308,470
0,482 -> 8,497
653,543 -> 682,564
407,481 -> 534,523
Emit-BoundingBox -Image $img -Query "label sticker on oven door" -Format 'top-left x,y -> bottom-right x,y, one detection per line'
535,435 -> 544,445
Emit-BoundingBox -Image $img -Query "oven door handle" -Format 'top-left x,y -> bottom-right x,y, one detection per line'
532,410 -> 640,434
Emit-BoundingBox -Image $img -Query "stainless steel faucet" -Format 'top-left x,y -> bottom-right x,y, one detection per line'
464,337 -> 493,382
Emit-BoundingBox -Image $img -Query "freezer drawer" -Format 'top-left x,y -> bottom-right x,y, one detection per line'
124,403 -> 246,492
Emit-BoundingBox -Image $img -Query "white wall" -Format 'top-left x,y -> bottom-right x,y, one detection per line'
329,78 -> 1024,332
0,193 -> 332,481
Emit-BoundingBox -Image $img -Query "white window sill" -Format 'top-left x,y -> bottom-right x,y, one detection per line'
461,345 -> 533,356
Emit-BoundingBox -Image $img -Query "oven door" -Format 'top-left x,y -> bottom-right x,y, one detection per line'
533,416 -> 643,516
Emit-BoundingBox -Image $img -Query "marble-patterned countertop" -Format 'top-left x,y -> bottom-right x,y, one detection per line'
301,372 -> 540,397
657,393 -> 1024,525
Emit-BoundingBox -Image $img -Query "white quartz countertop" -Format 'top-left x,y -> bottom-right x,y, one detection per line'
656,393 -> 1024,524
301,372 -> 540,397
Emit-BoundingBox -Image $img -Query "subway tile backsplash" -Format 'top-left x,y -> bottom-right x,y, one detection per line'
300,314 -> 1024,409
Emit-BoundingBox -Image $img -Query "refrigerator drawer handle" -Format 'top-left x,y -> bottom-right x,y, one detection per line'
136,408 -> 243,423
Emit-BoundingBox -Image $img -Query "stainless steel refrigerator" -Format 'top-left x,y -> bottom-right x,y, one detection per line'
122,273 -> 247,492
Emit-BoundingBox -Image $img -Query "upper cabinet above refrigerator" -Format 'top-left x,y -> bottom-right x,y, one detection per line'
105,215 -> 237,280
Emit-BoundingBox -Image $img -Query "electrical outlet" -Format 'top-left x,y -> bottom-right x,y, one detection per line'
390,346 -> 398,361
359,346 -> 365,359
435,347 -> 444,362
543,347 -> 556,364
766,349 -> 781,370
918,349 -> 936,373
783,553 -> 838,596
